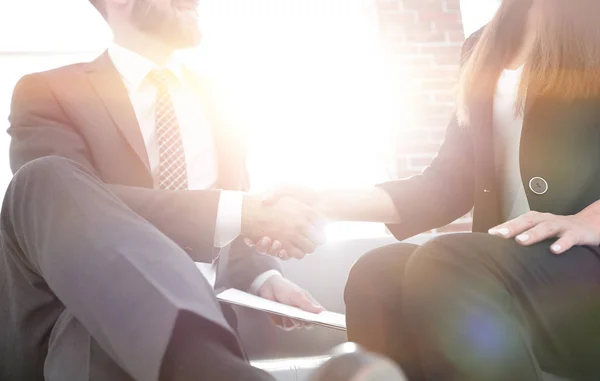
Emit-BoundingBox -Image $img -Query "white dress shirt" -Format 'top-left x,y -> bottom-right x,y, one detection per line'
493,66 -> 531,220
108,43 -> 278,293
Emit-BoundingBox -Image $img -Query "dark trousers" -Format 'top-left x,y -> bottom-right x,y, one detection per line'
0,157 -> 274,381
345,234 -> 600,381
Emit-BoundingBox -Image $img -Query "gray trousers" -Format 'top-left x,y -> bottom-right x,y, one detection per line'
0,157 -> 247,381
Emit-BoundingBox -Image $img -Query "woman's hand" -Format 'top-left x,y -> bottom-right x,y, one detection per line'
245,185 -> 324,259
488,210 -> 600,254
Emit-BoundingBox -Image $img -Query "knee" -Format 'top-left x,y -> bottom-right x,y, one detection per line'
6,156 -> 90,206
10,156 -> 92,191
13,156 -> 81,182
406,233 -> 502,273
344,243 -> 416,306
403,233 -> 510,301
15,156 -> 81,180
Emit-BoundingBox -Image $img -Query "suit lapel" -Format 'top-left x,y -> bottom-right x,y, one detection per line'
85,51 -> 151,172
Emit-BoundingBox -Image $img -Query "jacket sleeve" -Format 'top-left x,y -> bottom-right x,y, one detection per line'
215,237 -> 282,292
378,32 -> 482,241
8,73 -> 220,263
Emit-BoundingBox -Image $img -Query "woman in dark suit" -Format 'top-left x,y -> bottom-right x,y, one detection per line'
250,0 -> 600,380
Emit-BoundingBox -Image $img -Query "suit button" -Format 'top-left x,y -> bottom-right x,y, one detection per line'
529,177 -> 548,195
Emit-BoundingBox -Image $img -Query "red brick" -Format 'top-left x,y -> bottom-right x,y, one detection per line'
403,30 -> 446,44
446,30 -> 466,43
376,0 -> 464,192
433,92 -> 456,104
419,45 -> 462,57
418,11 -> 460,24
443,0 -> 461,10
376,0 -> 401,11
378,11 -> 418,26
403,0 -> 443,11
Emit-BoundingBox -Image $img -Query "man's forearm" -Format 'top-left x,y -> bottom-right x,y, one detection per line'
317,187 -> 401,224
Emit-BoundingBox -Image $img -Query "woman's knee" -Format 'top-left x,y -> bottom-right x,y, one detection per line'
403,233 -> 515,306
344,243 -> 417,306
406,233 -> 515,275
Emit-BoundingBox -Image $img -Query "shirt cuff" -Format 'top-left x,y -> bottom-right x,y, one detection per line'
214,191 -> 243,248
248,270 -> 282,294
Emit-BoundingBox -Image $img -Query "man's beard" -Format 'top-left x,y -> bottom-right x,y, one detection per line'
130,0 -> 201,49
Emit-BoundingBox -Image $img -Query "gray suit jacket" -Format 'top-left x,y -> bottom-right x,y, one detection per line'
8,51 -> 280,291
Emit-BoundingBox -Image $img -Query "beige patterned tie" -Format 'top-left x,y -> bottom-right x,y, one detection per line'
147,69 -> 189,190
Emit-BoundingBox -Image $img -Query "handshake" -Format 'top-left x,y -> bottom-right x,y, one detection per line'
241,186 -> 327,260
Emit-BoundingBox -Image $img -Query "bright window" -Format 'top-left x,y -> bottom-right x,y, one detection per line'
460,0 -> 501,37
0,0 -> 502,240
194,0 -> 398,239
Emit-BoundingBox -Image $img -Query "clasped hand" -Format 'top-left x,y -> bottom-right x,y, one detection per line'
242,186 -> 323,260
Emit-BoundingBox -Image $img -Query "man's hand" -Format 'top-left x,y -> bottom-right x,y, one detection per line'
242,194 -> 327,260
244,185 -> 325,258
489,210 -> 600,254
257,274 -> 324,331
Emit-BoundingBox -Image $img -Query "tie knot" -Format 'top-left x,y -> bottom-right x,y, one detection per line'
147,69 -> 176,89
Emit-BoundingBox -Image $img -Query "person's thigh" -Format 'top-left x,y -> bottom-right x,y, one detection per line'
405,233 -> 600,381
344,243 -> 421,376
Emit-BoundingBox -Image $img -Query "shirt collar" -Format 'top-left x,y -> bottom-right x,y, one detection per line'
108,42 -> 185,91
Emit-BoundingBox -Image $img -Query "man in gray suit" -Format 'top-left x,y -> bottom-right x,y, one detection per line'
0,0 -> 335,380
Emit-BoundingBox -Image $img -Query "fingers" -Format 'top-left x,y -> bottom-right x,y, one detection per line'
513,220 -> 566,246
267,240 -> 282,256
291,234 -> 317,256
277,249 -> 291,261
489,211 -> 587,254
489,211 -> 550,238
255,237 -> 272,254
244,237 -> 255,248
286,246 -> 307,260
290,290 -> 324,314
269,314 -> 300,331
551,233 -> 579,254
301,322 -> 315,330
247,196 -> 328,260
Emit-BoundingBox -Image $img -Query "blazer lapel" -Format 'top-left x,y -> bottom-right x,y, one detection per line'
85,51 -> 151,171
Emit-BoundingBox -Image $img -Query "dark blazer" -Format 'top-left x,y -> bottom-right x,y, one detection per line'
380,29 -> 600,241
8,51 -> 279,291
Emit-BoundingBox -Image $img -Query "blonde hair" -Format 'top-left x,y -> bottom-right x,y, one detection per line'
457,0 -> 600,125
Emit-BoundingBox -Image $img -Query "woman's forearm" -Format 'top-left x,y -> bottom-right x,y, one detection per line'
316,187 -> 401,224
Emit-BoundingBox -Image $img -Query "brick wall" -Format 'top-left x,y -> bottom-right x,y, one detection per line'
375,0 -> 472,232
